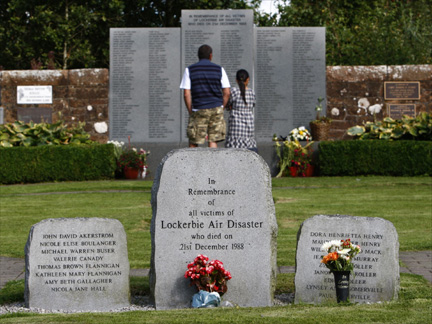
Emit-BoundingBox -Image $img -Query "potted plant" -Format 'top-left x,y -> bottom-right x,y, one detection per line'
109,138 -> 150,179
117,148 -> 150,179
274,134 -> 314,177
310,97 -> 332,141
320,239 -> 361,303
185,254 -> 232,308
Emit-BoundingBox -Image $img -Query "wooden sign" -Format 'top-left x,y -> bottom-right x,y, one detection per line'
384,81 -> 420,100
387,104 -> 416,119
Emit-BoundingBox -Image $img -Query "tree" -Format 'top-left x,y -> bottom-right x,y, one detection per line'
1,0 -> 125,70
274,0 -> 432,65
0,0 -> 253,70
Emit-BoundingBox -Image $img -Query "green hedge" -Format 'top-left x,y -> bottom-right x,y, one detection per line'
0,144 -> 116,184
318,140 -> 432,176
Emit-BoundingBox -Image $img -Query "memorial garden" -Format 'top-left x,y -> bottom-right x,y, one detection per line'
1,175 -> 431,322
1,1 -> 431,322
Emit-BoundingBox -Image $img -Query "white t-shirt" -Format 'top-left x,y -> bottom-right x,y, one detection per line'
179,67 -> 231,89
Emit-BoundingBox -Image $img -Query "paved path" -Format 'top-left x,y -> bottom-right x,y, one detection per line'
1,251 -> 431,290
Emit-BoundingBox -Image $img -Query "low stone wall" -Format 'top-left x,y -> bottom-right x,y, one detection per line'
327,65 -> 431,139
0,69 -> 109,143
0,65 -> 430,142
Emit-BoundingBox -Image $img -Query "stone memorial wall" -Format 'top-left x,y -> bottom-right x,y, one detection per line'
294,215 -> 400,304
108,9 -> 326,145
254,27 -> 326,140
150,148 -> 278,309
25,218 -> 130,311
109,28 -> 181,142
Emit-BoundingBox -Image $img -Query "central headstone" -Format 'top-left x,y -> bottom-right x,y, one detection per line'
150,148 -> 278,309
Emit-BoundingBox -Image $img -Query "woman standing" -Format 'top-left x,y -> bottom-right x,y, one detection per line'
225,69 -> 257,152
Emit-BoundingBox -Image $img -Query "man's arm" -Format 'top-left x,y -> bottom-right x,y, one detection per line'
222,88 -> 230,109
184,89 -> 192,114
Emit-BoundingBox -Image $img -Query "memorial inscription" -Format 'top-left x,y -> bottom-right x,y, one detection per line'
17,86 -> 52,104
295,215 -> 399,304
254,27 -> 326,140
388,104 -> 416,119
384,81 -> 420,100
255,28 -> 290,139
17,107 -> 52,123
25,218 -> 130,311
109,28 -> 181,142
150,149 -> 277,309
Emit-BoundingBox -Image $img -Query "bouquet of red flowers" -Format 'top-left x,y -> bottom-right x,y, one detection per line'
184,254 -> 232,296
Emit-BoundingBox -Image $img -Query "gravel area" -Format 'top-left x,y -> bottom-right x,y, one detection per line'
0,294 -> 294,315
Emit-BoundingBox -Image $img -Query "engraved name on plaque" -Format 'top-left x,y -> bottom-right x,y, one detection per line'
255,27 -> 326,140
109,28 -> 181,142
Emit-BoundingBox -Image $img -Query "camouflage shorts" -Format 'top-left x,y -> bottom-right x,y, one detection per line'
187,106 -> 226,145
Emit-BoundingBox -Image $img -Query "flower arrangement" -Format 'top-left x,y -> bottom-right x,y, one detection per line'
184,254 -> 232,296
108,138 -> 150,177
289,126 -> 312,141
320,239 -> 361,272
274,138 -> 314,177
117,148 -> 148,171
107,140 -> 124,159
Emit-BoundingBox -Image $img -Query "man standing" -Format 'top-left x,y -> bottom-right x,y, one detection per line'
180,44 -> 230,148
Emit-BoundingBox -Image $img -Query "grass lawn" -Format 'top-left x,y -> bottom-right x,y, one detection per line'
0,273 -> 431,323
0,176 -> 431,323
1,176 -> 430,268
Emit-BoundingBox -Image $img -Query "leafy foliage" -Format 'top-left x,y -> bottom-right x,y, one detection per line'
0,144 -> 116,184
273,0 -> 432,65
347,112 -> 432,140
0,0 -> 251,70
0,120 -> 93,147
1,1 -> 429,69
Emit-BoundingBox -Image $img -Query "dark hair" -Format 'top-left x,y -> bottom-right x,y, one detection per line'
236,69 -> 249,104
198,45 -> 212,59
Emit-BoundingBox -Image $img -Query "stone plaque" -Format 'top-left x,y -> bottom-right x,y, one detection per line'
17,86 -> 53,104
255,27 -> 326,141
181,10 -> 255,142
384,81 -> 420,100
295,215 -> 399,304
388,104 -> 416,119
25,218 -> 130,311
17,107 -> 52,123
150,148 -> 278,309
109,28 -> 181,142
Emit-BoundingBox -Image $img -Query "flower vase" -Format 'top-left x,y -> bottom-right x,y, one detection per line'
139,167 -> 147,180
290,166 -> 298,177
306,165 -> 314,177
333,271 -> 350,303
124,167 -> 139,179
